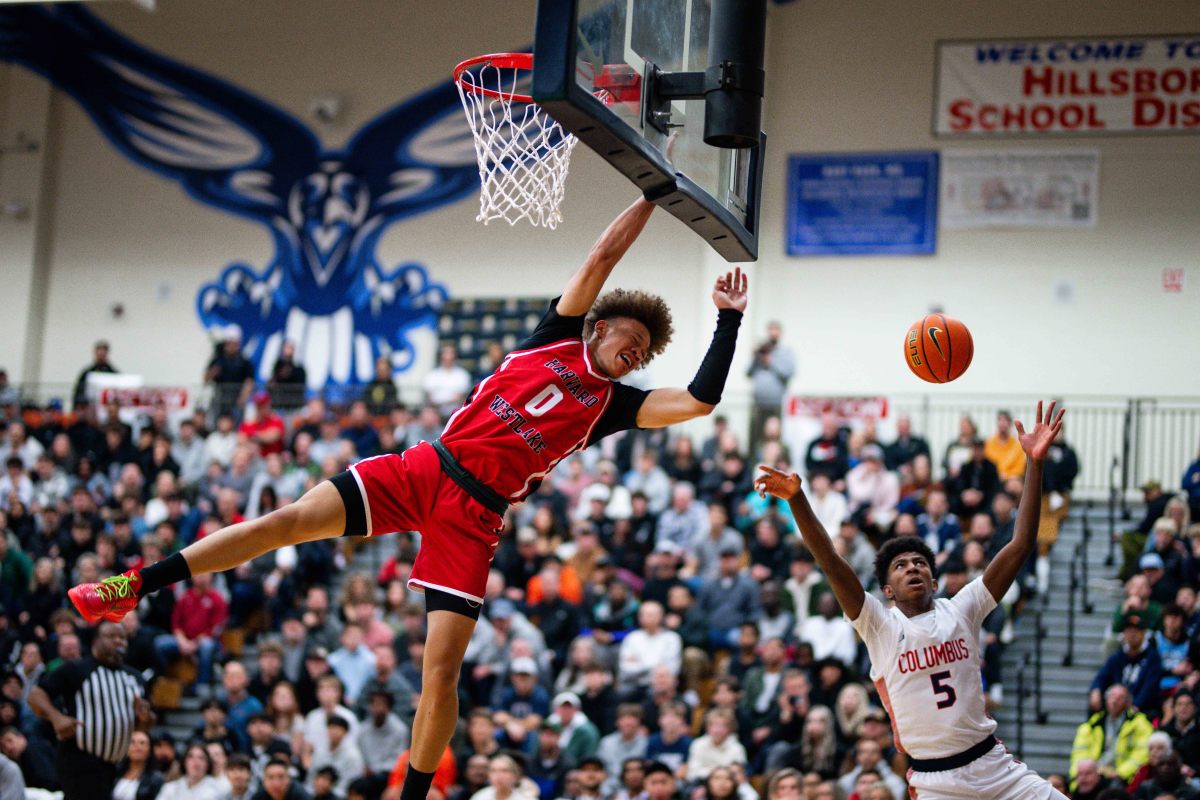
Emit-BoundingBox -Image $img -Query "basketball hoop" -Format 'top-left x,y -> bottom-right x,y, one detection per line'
454,53 -> 579,229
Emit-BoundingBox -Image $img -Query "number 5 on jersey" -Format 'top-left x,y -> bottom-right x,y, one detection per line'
930,671 -> 957,709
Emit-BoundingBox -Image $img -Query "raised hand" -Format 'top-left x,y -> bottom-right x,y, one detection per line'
713,266 -> 748,313
755,464 -> 802,500
1015,400 -> 1065,462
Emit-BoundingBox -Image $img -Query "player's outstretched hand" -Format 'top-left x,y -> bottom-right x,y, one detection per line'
713,266 -> 748,313
1015,400 -> 1065,462
755,465 -> 801,500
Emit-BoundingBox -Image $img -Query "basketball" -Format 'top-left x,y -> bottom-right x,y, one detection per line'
904,313 -> 974,383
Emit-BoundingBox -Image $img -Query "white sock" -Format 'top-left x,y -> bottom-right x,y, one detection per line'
1036,556 -> 1051,595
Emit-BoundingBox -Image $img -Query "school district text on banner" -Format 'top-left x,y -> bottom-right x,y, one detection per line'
785,152 -> 938,256
940,150 -> 1099,229
936,36 -> 1200,135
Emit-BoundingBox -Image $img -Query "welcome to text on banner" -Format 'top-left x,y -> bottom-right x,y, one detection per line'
936,36 -> 1200,135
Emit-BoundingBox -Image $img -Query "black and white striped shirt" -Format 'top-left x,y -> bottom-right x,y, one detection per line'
37,657 -> 144,763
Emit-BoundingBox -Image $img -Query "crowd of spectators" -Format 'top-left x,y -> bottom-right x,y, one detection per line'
1068,464 -> 1200,800
12,333 -> 1179,800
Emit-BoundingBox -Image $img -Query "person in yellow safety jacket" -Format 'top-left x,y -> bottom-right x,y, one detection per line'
1070,684 -> 1153,790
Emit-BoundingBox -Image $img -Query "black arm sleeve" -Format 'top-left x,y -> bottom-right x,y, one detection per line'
687,309 -> 743,405
515,296 -> 586,351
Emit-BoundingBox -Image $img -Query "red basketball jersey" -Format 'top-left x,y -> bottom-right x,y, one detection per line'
440,335 -> 616,502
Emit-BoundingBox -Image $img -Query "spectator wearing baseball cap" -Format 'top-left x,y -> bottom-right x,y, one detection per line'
1138,551 -> 1174,606
844,443 -> 899,536
529,719 -> 571,799
1090,614 -> 1163,715
1145,519 -> 1187,605
574,756 -> 608,800
549,692 -> 600,762
493,657 -> 550,751
695,548 -> 761,650
465,600 -> 547,705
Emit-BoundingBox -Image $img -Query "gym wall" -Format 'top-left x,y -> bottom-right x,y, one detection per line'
0,0 -> 1194,401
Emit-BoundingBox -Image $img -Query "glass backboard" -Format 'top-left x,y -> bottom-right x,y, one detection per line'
533,0 -> 764,261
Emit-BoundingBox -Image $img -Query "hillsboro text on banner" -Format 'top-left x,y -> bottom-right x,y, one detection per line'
935,35 -> 1200,135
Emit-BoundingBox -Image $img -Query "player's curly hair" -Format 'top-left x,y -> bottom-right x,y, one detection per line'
874,535 -> 938,590
584,289 -> 674,367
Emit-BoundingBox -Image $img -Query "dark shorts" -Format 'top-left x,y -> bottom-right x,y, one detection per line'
330,442 -> 501,619
57,744 -> 118,800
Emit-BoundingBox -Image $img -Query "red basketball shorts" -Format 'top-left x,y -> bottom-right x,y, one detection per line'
341,442 -> 503,604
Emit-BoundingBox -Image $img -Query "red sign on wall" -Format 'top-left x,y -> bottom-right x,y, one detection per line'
936,36 -> 1200,135
1163,268 -> 1185,293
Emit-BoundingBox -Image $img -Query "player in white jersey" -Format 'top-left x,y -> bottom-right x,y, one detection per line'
756,401 -> 1068,800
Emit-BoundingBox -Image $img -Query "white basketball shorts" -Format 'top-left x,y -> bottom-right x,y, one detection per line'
906,745 -> 1069,800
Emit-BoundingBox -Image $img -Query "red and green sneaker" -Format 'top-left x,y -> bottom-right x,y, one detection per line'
68,570 -> 142,623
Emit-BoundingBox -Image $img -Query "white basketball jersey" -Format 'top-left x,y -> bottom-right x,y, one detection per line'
850,577 -> 998,760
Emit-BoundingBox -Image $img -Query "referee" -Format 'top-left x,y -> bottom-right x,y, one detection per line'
27,621 -> 154,800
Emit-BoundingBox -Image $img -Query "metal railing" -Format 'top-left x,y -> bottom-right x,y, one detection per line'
1060,512 -> 1097,670
886,394 -> 1199,503
1132,399 -> 1200,503
1015,600 -> 1052,760
1106,458 -> 1121,566
1081,501 -> 1094,615
1063,552 -> 1079,668
1033,608 -> 1048,725
1016,654 -> 1030,761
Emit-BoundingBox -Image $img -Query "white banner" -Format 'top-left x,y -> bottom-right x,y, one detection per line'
940,149 -> 1099,228
936,36 -> 1200,135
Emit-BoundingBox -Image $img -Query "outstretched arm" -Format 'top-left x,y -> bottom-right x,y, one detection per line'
983,400 -> 1065,602
556,197 -> 656,316
755,467 -> 866,619
636,269 -> 748,428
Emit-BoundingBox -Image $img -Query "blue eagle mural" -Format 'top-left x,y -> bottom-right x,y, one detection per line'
0,4 -> 482,388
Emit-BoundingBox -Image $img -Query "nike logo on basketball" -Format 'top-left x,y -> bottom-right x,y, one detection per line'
927,326 -> 946,360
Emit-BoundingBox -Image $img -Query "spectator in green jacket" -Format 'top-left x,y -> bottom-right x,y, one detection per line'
548,692 -> 600,762
1071,683 -> 1153,790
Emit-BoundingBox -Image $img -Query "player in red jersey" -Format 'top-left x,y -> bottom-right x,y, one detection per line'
69,196 -> 748,800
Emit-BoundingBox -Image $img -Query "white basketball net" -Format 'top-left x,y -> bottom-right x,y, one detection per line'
456,60 -> 579,229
